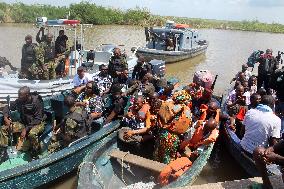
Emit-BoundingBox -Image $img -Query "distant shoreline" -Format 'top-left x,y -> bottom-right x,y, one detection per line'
1,2 -> 284,34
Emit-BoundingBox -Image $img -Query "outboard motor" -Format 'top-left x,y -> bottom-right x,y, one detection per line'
149,59 -> 165,77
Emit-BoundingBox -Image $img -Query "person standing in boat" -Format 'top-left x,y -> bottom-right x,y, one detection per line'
0,86 -> 46,158
257,49 -> 279,91
132,56 -> 152,80
31,33 -> 57,80
55,30 -> 68,56
48,95 -> 90,153
108,48 -> 128,78
20,35 -> 37,79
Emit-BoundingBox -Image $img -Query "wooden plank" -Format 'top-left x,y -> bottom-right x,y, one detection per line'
109,149 -> 166,173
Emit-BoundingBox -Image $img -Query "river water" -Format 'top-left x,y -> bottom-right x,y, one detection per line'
1,24 -> 284,188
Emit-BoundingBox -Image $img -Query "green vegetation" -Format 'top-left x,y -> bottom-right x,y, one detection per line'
1,2 -> 284,33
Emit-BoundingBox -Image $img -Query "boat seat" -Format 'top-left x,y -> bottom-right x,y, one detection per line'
109,149 -> 166,173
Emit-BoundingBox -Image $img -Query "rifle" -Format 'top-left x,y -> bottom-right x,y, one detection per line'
6,95 -> 14,150
211,75 -> 219,91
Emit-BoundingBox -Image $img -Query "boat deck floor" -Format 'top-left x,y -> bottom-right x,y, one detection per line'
182,175 -> 284,189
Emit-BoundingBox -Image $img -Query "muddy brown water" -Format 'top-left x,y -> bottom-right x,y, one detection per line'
1,23 -> 284,188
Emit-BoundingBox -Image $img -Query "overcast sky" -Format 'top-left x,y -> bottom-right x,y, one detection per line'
2,0 -> 284,24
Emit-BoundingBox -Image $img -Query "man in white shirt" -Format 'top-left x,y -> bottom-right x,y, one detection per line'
73,66 -> 93,87
241,95 -> 281,155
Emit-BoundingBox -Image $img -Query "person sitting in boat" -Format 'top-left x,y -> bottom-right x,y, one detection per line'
248,75 -> 258,94
20,35 -> 37,79
0,86 -> 46,158
240,95 -> 281,157
231,64 -> 252,83
55,30 -> 68,56
108,48 -> 128,78
132,56 -> 152,80
179,118 -> 219,158
121,97 -> 161,157
48,95 -> 90,153
75,82 -> 104,132
93,64 -> 113,97
159,83 -> 174,101
253,140 -> 284,189
122,95 -> 150,130
165,35 -> 174,51
248,93 -> 261,109
30,33 -> 57,80
73,66 -> 93,87
111,67 -> 130,93
104,84 -> 128,124
226,85 -> 249,136
197,101 -> 220,123
127,73 -> 156,98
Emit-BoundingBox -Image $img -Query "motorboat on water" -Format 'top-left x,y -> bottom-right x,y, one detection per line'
136,20 -> 208,63
0,18 -> 139,103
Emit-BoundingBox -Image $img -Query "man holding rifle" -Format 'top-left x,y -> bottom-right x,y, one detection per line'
0,86 -> 46,158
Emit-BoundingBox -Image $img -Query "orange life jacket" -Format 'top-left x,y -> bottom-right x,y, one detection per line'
199,104 -> 220,123
158,157 -> 192,186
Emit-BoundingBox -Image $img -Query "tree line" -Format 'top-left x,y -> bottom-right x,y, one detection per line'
1,2 -> 284,33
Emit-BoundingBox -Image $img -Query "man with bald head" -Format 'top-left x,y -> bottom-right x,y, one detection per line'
199,101 -> 220,123
20,35 -> 37,79
180,118 -> 219,151
132,56 -> 152,80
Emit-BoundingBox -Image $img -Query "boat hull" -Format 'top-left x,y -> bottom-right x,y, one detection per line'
221,122 -> 260,177
77,131 -> 214,188
136,44 -> 208,64
0,96 -> 121,189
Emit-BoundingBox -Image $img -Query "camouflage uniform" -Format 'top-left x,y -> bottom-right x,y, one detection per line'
48,106 -> 90,153
108,54 -> 128,78
0,94 -> 46,156
20,43 -> 37,79
30,41 -> 57,80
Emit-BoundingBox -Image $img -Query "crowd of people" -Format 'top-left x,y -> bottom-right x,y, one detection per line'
0,47 -> 219,171
226,49 -> 284,189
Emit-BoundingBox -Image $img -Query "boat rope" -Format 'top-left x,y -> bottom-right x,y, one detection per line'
121,151 -> 130,185
78,161 -> 105,189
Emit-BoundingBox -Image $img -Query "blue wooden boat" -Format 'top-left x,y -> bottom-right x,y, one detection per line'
136,21 -> 208,64
77,130 -> 214,188
0,95 -> 121,188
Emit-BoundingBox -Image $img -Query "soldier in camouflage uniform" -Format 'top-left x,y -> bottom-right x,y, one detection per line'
20,35 -> 37,79
108,48 -> 128,78
30,33 -> 58,80
48,95 -> 90,153
0,86 -> 46,157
